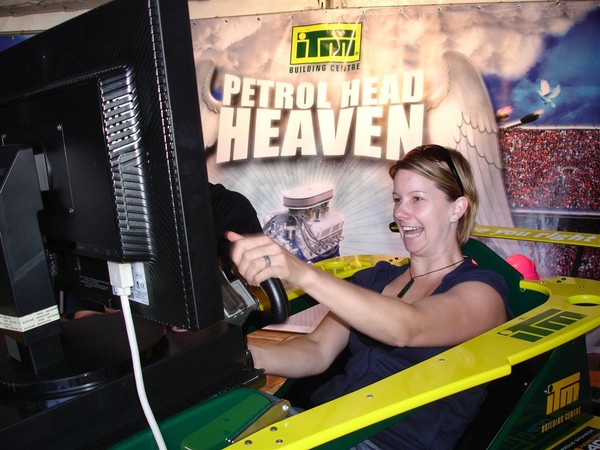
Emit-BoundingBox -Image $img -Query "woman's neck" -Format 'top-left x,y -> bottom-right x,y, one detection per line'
408,250 -> 464,277
397,255 -> 465,298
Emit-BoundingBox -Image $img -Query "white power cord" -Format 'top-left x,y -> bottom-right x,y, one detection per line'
107,261 -> 167,450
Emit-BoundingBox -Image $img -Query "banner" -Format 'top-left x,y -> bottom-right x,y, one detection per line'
191,2 -> 599,280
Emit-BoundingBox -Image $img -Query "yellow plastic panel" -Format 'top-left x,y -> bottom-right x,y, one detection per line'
285,254 -> 409,301
472,225 -> 600,248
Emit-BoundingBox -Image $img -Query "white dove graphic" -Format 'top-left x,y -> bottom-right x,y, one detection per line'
538,79 -> 561,108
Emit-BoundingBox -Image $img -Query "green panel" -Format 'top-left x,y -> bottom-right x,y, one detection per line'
111,389 -> 272,450
490,337 -> 594,449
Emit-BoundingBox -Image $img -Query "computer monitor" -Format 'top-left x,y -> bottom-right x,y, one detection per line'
0,0 -> 223,343
0,0 -> 260,446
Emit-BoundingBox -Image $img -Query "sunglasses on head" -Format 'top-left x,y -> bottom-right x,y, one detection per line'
415,145 -> 465,197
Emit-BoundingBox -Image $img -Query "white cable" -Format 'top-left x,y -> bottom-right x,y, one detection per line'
108,262 -> 167,450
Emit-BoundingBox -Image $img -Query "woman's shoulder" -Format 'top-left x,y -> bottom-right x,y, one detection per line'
445,258 -> 510,303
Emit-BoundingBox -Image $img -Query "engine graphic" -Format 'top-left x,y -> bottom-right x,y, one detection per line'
263,183 -> 344,263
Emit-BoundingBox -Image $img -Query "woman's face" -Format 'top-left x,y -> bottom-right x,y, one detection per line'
392,169 -> 458,256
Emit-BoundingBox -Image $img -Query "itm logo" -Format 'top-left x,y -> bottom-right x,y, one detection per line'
546,373 -> 580,414
497,309 -> 586,342
290,23 -> 362,65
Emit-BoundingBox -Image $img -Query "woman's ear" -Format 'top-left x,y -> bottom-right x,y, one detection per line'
451,196 -> 468,222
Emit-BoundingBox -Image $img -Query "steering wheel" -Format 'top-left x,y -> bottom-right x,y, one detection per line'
220,255 -> 290,326
259,278 -> 290,324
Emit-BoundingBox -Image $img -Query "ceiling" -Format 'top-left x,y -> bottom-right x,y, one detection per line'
0,1 -> 110,18
0,0 -> 546,33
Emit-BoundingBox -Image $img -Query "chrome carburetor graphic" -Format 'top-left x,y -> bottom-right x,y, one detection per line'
263,183 -> 344,263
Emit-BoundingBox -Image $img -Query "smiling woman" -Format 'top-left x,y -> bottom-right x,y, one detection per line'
390,145 -> 478,247
227,144 -> 511,449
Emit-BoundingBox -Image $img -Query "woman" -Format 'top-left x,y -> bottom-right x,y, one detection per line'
227,144 -> 510,449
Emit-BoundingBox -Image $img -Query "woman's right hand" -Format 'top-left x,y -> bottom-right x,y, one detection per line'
226,231 -> 311,288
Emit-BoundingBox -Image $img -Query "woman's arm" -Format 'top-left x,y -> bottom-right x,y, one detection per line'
290,264 -> 506,348
228,232 -> 506,349
249,312 -> 350,378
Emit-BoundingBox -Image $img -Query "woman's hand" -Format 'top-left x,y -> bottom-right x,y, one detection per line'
247,312 -> 351,378
226,231 -> 310,287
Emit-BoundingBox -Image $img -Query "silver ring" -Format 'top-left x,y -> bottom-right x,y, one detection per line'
263,255 -> 271,268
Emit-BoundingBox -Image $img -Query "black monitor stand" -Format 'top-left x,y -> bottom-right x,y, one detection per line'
0,313 -> 263,449
0,145 -> 64,371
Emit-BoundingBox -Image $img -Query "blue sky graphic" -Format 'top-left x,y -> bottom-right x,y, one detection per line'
484,8 -> 600,127
0,35 -> 28,53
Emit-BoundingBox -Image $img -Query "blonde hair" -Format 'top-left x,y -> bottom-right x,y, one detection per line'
389,145 -> 479,246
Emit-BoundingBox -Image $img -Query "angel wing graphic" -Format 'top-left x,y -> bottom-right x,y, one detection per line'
424,50 -> 520,257
196,58 -> 222,149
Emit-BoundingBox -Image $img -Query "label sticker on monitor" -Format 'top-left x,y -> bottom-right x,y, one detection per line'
129,262 -> 149,305
0,306 -> 60,332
